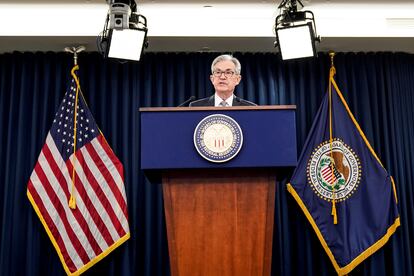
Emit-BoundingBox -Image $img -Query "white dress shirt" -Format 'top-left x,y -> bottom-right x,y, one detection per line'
214,94 -> 234,107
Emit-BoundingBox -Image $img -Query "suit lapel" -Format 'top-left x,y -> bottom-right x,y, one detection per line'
208,95 -> 215,106
233,96 -> 241,106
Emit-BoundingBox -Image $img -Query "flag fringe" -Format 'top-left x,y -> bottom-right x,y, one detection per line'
287,183 -> 400,276
74,232 -> 130,276
27,190 -> 72,275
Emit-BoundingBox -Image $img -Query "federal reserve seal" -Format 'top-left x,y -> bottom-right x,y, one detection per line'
307,138 -> 361,202
194,114 -> 243,163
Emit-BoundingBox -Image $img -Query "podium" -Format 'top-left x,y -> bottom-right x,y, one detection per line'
140,106 -> 296,276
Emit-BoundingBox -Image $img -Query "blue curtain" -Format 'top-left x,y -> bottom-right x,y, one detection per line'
0,51 -> 413,275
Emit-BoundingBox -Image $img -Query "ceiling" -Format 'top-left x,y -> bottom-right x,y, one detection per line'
0,0 -> 413,54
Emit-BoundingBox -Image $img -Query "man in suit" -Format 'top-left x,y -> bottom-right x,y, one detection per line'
189,54 -> 256,107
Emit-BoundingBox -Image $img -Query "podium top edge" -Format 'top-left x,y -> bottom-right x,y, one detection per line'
139,105 -> 296,112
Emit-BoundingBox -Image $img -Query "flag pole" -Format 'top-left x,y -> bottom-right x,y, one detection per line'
64,46 -> 86,209
328,51 -> 338,224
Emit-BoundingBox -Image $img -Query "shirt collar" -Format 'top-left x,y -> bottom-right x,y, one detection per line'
214,94 -> 234,107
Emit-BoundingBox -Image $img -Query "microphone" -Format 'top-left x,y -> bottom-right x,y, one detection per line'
234,96 -> 257,106
177,96 -> 196,107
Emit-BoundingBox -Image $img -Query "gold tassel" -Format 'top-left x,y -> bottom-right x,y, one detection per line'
69,195 -> 76,209
332,199 -> 337,224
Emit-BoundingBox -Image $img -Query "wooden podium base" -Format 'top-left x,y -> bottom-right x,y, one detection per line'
163,169 -> 275,276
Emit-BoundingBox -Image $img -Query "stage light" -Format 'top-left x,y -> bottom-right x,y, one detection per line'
275,0 -> 320,60
98,1 -> 148,62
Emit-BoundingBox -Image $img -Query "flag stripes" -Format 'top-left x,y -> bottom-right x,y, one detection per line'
28,132 -> 130,274
29,169 -> 87,269
322,166 -> 336,184
36,151 -> 94,263
45,134 -> 113,252
321,163 -> 342,184
66,159 -> 117,247
75,146 -> 127,237
28,180 -> 78,272
86,137 -> 129,223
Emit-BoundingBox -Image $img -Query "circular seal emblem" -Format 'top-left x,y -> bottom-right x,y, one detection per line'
307,138 -> 361,202
194,114 -> 243,163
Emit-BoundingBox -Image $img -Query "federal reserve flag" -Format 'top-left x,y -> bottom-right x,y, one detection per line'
287,66 -> 400,275
27,65 -> 130,275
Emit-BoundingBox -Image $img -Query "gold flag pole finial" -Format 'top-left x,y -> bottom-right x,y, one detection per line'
329,51 -> 336,79
329,51 -> 335,67
64,46 -> 86,66
64,46 -> 85,209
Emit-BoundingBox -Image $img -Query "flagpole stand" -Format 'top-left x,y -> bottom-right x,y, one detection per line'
64,46 -> 86,65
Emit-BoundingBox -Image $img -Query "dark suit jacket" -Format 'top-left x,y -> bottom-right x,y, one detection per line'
189,95 -> 256,107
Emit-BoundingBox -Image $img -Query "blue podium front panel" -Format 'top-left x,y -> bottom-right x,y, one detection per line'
140,106 -> 297,170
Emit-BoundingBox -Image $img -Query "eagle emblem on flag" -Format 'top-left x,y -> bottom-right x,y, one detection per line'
307,138 -> 361,201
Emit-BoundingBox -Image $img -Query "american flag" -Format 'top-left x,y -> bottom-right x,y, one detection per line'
27,66 -> 130,275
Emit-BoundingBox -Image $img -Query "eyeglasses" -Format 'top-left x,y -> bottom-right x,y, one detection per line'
212,70 -> 236,78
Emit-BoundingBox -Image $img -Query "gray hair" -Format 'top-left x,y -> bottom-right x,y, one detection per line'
211,54 -> 241,75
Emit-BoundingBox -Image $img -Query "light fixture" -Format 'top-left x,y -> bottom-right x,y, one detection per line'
274,0 -> 320,60
98,0 -> 148,62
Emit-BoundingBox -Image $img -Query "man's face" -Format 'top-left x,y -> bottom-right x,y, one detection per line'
210,60 -> 241,97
